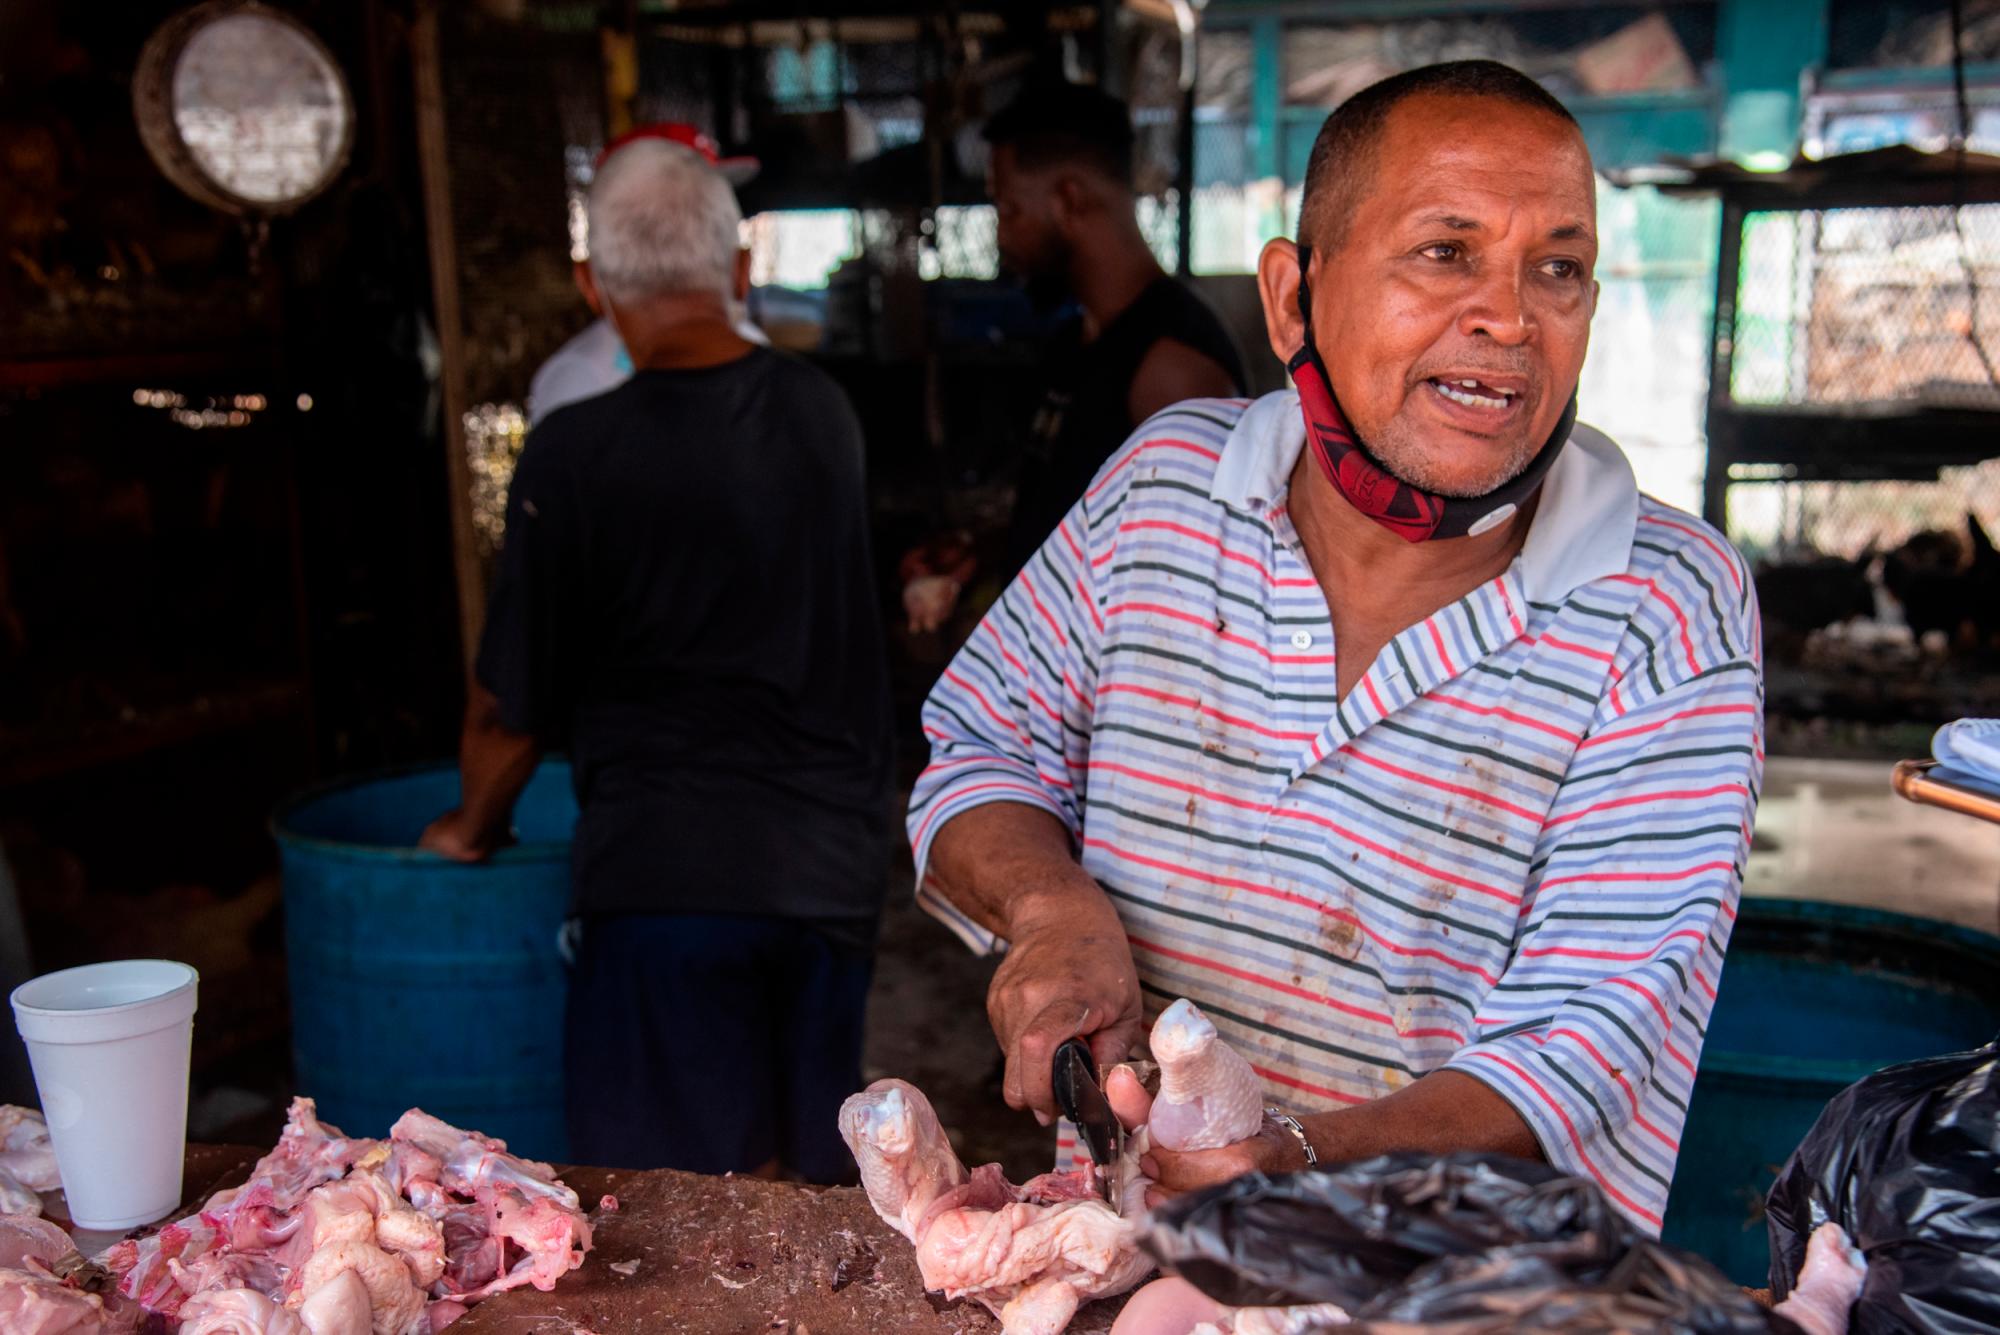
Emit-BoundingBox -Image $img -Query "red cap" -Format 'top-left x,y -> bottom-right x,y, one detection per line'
595,122 -> 759,186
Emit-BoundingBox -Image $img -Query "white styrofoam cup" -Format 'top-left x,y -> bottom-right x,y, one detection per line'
10,960 -> 199,1230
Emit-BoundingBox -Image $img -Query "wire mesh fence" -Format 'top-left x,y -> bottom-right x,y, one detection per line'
1728,205 -> 2000,409
1728,461 -> 2000,562
1828,0 -> 2000,70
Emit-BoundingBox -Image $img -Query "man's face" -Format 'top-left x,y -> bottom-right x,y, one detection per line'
988,144 -> 1070,298
1307,96 -> 1598,498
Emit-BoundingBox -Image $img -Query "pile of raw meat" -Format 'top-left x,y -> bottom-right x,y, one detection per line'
841,998 -> 1267,1335
0,1097 -> 592,1334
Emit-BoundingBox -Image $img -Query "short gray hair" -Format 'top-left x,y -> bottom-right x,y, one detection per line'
585,139 -> 741,302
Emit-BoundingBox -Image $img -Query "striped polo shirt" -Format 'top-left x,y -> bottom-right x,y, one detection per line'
908,391 -> 1764,1233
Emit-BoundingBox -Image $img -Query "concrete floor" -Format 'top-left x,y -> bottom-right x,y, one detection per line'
1748,755 -> 2000,935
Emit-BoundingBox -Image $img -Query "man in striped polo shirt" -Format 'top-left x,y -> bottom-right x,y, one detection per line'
907,59 -> 1761,1234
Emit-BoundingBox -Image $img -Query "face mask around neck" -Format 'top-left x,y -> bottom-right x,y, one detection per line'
1286,246 -> 1576,542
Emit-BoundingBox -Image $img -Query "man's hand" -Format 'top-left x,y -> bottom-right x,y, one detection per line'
1104,1065 -> 1305,1209
419,809 -> 503,863
1140,1121 -> 1304,1209
902,574 -> 963,635
986,892 -> 1143,1121
898,533 -> 978,635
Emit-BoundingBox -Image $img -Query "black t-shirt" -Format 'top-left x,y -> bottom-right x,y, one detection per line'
477,349 -> 893,931
1003,278 -> 1247,580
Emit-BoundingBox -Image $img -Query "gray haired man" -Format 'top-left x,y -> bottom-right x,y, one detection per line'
423,140 -> 894,1182
529,122 -> 766,426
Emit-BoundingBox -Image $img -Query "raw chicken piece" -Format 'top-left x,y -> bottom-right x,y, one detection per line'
387,1112 -> 590,1299
1772,1223 -> 1866,1335
0,1216 -> 80,1272
386,1113 -> 573,1210
177,1287 -> 307,1335
0,1261 -> 135,1335
1112,1278 -> 1346,1335
1193,1307 -> 1347,1335
167,1250 -> 292,1307
297,1269 -> 375,1335
99,1216 -> 223,1315
0,1173 -> 41,1216
0,1106 -> 61,1190
839,1081 -> 968,1241
207,1100 -> 378,1224
1112,1276 -> 1228,1334
304,1171 -> 444,1287
378,1145 -> 442,1203
0,1106 -> 61,1214
422,1299 -> 467,1332
844,1080 -> 1153,1335
179,1270 -> 374,1335
1146,1001 -> 1265,1153
463,1191 -> 592,1299
290,1238 -> 425,1335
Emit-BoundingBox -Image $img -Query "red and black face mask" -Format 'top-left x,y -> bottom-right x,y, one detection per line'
1287,248 -> 1577,543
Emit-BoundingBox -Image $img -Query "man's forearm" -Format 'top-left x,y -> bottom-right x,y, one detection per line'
928,800 -> 1147,1106
1297,1069 -> 1542,1165
925,802 -> 1117,941
457,682 -> 541,845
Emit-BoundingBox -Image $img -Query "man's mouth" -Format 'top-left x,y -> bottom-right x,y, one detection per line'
1426,377 -> 1520,411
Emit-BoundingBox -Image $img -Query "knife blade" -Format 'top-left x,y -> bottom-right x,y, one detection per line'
1050,1037 -> 1121,1204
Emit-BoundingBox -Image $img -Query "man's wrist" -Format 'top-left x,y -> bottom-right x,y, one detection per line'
1263,1107 -> 1320,1171
1007,876 -> 1116,940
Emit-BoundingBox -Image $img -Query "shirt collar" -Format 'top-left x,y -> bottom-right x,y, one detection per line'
1209,389 -> 1637,603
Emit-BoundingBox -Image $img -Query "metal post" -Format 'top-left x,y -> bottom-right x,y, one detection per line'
1250,16 -> 1283,240
1176,25 -> 1197,276
1703,199 -> 1746,531
412,0 -> 487,673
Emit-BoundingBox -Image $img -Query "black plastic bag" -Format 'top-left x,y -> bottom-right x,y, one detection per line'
1142,1151 -> 1796,1334
1766,1038 -> 2000,1333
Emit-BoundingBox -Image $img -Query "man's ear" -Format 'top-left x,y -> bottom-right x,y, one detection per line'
1051,171 -> 1093,233
1257,237 -> 1307,370
733,248 -> 753,304
575,261 -> 604,317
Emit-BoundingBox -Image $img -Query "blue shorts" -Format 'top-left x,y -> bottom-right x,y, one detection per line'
563,913 -> 874,1183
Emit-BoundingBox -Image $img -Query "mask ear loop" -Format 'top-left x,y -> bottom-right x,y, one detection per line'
1289,245 -> 1316,378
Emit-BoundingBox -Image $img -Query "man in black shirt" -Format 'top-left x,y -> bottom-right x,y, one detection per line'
422,138 -> 891,1183
903,83 -> 1247,631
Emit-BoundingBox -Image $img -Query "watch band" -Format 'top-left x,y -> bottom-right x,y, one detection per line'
1264,1106 -> 1319,1167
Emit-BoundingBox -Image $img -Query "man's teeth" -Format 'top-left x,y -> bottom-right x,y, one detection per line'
1433,379 -> 1513,409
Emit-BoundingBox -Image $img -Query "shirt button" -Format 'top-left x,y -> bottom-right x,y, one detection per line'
1290,630 -> 1314,649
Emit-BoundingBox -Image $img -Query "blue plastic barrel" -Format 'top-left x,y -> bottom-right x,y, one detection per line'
272,762 -> 576,1161
1662,898 -> 2000,1284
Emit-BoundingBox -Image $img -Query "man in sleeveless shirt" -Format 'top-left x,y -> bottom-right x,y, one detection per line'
901,84 -> 1247,632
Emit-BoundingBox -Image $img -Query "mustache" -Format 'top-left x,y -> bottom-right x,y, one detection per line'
1408,356 -> 1535,385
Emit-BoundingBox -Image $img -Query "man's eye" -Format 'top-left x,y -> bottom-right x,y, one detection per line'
1418,243 -> 1460,262
1544,259 -> 1582,280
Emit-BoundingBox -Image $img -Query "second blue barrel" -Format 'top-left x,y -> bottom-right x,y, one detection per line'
273,762 -> 576,1161
1662,897 -> 2000,1284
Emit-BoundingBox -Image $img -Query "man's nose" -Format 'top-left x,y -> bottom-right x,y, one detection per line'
1458,267 -> 1533,346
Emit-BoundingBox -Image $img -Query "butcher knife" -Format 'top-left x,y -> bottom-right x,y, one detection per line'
1051,1037 -> 1121,1204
